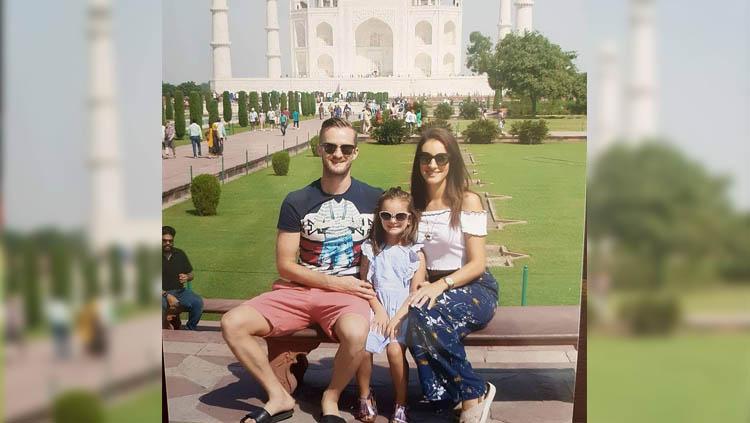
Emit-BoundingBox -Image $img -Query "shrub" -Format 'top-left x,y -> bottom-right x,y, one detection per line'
53,390 -> 105,423
135,245 -> 152,305
238,91 -> 248,127
351,120 -> 363,133
618,294 -> 681,335
261,92 -> 270,113
108,245 -> 124,297
208,99 -> 220,125
373,118 -> 409,145
272,151 -> 291,176
222,91 -> 232,122
189,92 -> 203,126
420,118 -> 452,134
191,174 -> 221,216
280,92 -> 288,111
270,91 -> 280,109
165,94 -> 174,120
248,91 -> 260,114
174,90 -> 186,138
434,102 -> 453,120
459,100 -> 481,120
462,119 -> 500,144
509,119 -> 549,144
309,135 -> 320,156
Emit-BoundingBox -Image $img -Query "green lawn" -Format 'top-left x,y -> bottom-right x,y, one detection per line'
163,141 -> 585,306
451,115 -> 587,133
107,384 -> 161,423
589,333 -> 750,423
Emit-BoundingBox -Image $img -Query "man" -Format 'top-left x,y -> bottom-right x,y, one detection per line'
249,108 -> 258,130
279,109 -> 288,136
188,119 -> 202,158
362,107 -> 372,134
405,108 -> 416,134
216,118 -> 227,152
292,108 -> 300,129
221,118 -> 381,423
162,226 -> 204,330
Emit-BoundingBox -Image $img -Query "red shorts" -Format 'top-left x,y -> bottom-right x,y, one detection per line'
243,280 -> 370,341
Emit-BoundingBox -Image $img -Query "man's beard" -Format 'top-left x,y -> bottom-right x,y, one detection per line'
322,158 -> 352,177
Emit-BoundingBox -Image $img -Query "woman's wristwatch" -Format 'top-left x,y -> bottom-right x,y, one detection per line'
443,277 -> 455,290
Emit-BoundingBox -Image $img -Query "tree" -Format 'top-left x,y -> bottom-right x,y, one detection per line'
287,91 -> 296,113
466,31 -> 579,116
189,92 -> 203,126
222,91 -> 232,122
165,94 -> 174,120
176,81 -> 202,97
238,91 -> 248,127
162,82 -> 176,97
109,245 -> 124,297
270,91 -> 280,110
435,102 -> 453,120
588,142 -> 732,289
248,91 -> 260,113
174,90 -> 186,138
261,92 -> 270,113
208,99 -> 220,125
280,92 -> 288,111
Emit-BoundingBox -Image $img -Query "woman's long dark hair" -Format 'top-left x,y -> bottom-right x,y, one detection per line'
370,187 -> 419,256
410,128 -> 471,228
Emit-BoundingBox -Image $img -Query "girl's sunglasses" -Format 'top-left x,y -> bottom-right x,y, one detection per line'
321,143 -> 356,156
379,211 -> 411,222
417,152 -> 450,166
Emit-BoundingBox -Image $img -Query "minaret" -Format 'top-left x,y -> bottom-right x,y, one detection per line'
514,0 -> 534,34
210,0 -> 233,89
594,41 -> 619,157
497,0 -> 512,41
266,0 -> 282,79
627,0 -> 658,140
88,0 -> 123,252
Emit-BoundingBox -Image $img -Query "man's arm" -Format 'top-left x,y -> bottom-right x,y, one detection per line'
275,230 -> 375,300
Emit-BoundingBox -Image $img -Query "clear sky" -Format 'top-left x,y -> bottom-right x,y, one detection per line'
4,0 -> 161,231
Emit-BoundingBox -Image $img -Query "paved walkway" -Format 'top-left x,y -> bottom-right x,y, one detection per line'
163,118 -> 326,192
4,313 -> 161,422
164,329 -> 576,423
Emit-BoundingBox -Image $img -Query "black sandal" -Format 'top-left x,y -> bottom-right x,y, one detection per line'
240,408 -> 294,423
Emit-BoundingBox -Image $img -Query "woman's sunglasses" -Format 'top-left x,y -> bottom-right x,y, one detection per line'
321,143 -> 356,156
379,211 -> 411,222
417,152 -> 450,166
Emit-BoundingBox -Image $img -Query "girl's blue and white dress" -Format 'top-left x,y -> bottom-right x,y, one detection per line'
362,240 -> 422,353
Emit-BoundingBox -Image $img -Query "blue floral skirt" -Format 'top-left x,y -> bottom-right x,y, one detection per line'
407,271 -> 499,403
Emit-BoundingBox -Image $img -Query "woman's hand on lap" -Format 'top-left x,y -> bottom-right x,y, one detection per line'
409,281 -> 446,310
372,311 -> 389,335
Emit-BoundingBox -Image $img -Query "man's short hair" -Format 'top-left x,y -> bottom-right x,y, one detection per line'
319,117 -> 357,145
162,226 -> 176,237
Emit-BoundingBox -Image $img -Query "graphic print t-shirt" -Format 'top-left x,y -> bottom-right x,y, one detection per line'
277,178 -> 382,276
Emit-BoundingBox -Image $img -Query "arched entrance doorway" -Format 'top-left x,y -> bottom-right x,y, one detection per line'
355,18 -> 393,76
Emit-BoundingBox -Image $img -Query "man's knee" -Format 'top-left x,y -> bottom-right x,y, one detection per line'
221,306 -> 269,339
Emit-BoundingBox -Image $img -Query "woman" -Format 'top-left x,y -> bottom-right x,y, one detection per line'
406,128 -> 499,423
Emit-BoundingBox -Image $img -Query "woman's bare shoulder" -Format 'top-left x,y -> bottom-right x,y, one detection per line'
461,191 -> 484,212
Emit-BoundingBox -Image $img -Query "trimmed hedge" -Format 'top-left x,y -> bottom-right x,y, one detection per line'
373,117 -> 409,145
434,102 -> 453,120
53,390 -> 105,423
618,294 -> 681,335
462,119 -> 500,144
459,99 -> 481,120
509,119 -> 549,144
310,135 -> 320,157
272,151 -> 291,175
222,91 -> 232,122
238,91 -> 248,127
174,90 -> 186,138
191,174 -> 221,215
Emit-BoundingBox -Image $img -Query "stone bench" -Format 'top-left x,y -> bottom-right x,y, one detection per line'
164,298 -> 580,394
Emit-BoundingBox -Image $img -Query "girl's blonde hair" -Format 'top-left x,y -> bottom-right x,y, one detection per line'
369,187 -> 419,256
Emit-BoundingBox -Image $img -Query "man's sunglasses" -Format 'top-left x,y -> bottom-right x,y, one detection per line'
417,152 -> 450,166
379,211 -> 411,222
321,143 -> 356,156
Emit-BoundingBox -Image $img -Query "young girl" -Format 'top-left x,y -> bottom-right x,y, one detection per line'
355,187 -> 426,423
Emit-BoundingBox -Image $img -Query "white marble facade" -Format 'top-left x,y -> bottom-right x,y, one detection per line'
289,0 -> 462,78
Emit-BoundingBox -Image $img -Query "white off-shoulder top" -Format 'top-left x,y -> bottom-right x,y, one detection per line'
416,209 -> 487,271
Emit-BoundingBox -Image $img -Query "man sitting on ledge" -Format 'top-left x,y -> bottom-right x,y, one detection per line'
220,118 -> 382,423
162,225 -> 204,330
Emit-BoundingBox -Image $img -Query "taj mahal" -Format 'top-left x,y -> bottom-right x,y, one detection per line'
210,0 -> 535,96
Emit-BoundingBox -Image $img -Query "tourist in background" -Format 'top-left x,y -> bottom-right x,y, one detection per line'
162,225 -> 204,330
259,108 -> 266,131
292,108 -> 300,129
164,120 -> 176,158
267,109 -> 276,130
362,107 -> 372,133
249,108 -> 258,130
188,119 -> 202,158
279,109 -> 289,136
